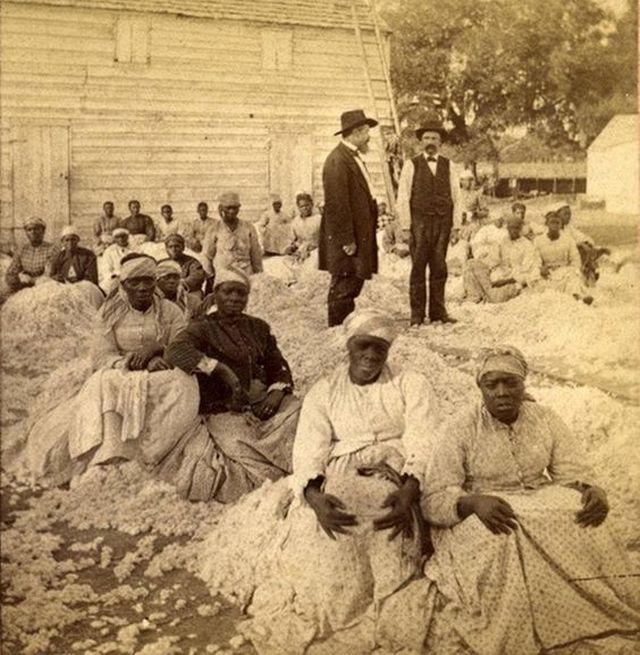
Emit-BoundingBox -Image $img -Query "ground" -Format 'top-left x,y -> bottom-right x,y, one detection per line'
1,197 -> 639,654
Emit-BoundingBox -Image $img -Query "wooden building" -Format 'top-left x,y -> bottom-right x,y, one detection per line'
587,114 -> 639,214
0,0 -> 395,246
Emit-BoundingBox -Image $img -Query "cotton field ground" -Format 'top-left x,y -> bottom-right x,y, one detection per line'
1,199 -> 639,654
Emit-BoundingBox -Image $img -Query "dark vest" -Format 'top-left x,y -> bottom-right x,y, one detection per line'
410,155 -> 453,220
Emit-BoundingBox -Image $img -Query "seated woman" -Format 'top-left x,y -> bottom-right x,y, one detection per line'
535,211 -> 593,304
198,311 -> 441,654
421,347 -> 640,654
165,266 -> 300,503
289,192 -> 322,261
155,258 -> 200,318
26,254 -> 194,485
49,225 -> 104,308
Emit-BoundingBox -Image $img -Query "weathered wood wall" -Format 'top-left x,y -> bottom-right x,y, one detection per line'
0,2 -> 394,246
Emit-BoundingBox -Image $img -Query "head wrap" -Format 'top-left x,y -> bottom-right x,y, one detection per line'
156,259 -> 182,279
218,191 -> 241,206
552,202 -> 570,213
60,225 -> 80,239
164,233 -> 185,246
459,169 -> 474,180
476,346 -> 528,383
214,266 -> 251,290
344,310 -> 399,345
270,193 -> 282,203
23,216 -> 46,229
112,227 -> 129,238
120,256 -> 157,282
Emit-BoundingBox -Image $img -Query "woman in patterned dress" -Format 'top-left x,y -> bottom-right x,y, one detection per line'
419,346 -> 640,654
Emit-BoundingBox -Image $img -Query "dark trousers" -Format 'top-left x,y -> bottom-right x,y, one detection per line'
409,215 -> 452,322
327,274 -> 365,327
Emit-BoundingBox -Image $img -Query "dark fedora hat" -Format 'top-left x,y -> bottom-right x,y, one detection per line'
334,109 -> 378,136
415,121 -> 448,140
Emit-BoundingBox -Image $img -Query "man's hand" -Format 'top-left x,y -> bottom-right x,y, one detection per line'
458,494 -> 518,535
342,242 -> 357,256
18,272 -> 34,286
127,343 -> 163,371
253,389 -> 286,420
575,486 -> 609,527
373,476 -> 420,541
305,485 -> 358,540
147,356 -> 171,372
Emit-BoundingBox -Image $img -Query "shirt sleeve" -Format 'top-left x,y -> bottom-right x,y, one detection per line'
165,318 -> 210,374
545,407 -> 597,487
85,252 -> 99,286
399,370 -> 442,489
291,378 -> 334,498
395,159 -> 414,230
5,250 -> 23,290
163,301 -> 188,343
145,216 -> 156,242
49,251 -> 64,281
183,259 -> 206,292
249,223 -> 263,273
450,164 -> 462,228
262,323 -> 294,389
568,238 -> 581,269
421,413 -> 472,527
202,226 -> 217,276
90,316 -> 126,370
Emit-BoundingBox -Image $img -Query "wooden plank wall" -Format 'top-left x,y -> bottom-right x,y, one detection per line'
0,3 -> 393,247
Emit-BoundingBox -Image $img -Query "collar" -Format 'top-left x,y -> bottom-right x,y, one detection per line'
341,139 -> 359,154
481,402 -> 527,431
422,152 -> 440,161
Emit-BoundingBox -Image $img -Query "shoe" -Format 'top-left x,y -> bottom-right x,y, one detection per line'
431,315 -> 458,324
583,296 -> 594,305
410,317 -> 424,327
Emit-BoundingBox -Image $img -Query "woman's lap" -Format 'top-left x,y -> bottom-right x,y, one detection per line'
425,486 -> 640,654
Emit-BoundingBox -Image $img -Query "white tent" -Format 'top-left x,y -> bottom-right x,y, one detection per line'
587,114 -> 639,214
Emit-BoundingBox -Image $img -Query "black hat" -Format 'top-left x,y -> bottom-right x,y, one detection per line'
334,109 -> 378,136
415,122 -> 448,140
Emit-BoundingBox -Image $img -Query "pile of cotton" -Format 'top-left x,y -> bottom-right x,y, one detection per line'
1,280 -> 96,373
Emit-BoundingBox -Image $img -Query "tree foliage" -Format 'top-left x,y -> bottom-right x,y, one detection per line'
381,0 -> 637,149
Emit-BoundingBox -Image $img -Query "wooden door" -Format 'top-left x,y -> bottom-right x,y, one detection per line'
11,125 -> 70,240
268,130 -> 313,211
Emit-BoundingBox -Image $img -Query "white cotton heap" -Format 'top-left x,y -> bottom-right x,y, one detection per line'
1,280 -> 97,373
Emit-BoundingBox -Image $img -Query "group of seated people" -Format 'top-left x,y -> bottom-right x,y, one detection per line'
381,197 -> 608,305
4,190 -> 324,315
17,266 -> 639,651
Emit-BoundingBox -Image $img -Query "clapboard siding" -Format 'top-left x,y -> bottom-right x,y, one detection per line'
1,1 -> 395,246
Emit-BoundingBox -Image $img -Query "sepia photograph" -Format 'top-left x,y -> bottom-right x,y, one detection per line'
0,0 -> 638,653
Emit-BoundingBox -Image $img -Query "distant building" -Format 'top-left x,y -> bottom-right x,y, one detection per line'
587,114 -> 639,214
0,0 -> 394,246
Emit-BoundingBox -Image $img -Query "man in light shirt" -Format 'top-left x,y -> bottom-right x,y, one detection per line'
396,122 -> 462,325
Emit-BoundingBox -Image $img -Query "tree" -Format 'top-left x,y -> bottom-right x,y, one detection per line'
381,0 -> 637,149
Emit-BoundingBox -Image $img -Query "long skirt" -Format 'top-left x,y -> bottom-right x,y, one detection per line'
417,485 -> 640,655
26,368 -> 299,503
199,442 -> 427,655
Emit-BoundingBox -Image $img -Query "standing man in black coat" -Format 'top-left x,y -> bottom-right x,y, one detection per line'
319,109 -> 379,327
396,122 -> 461,326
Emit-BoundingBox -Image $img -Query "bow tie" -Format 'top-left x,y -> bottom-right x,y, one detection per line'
427,156 -> 437,163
